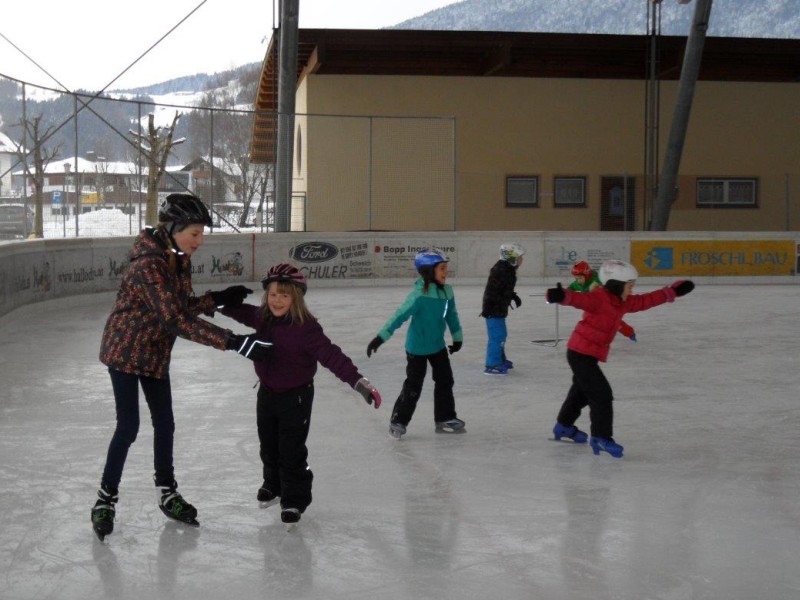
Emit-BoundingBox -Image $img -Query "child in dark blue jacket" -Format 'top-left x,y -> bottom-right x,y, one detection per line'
219,263 -> 381,528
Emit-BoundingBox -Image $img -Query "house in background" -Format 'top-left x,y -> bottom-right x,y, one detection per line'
251,29 -> 800,232
0,130 -> 18,199
10,153 -> 244,218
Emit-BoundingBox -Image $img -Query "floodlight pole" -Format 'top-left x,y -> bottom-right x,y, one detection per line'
651,0 -> 713,231
274,0 -> 300,232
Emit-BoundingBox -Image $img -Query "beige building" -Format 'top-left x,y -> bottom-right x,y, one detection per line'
252,30 -> 800,232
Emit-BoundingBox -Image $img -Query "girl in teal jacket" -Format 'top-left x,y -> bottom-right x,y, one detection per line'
366,248 -> 464,439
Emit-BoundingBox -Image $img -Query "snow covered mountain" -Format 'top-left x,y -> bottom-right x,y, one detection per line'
392,0 -> 799,39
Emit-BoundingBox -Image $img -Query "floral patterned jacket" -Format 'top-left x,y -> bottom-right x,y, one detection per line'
99,228 -> 231,378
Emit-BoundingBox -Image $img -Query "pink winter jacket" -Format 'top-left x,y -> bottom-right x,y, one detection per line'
561,285 -> 677,362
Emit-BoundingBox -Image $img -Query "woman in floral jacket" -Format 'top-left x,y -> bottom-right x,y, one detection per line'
91,193 -> 269,541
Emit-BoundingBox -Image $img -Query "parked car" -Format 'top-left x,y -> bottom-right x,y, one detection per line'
0,203 -> 34,239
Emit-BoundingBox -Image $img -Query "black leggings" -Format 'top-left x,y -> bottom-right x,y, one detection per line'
557,349 -> 614,439
391,348 -> 457,426
101,368 -> 175,489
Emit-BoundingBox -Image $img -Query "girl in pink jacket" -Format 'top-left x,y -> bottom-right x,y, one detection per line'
545,259 -> 694,457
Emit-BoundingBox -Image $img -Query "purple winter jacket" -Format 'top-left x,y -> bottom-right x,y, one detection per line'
220,303 -> 363,393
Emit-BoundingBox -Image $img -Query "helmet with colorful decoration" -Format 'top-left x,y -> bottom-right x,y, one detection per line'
414,248 -> 449,274
571,260 -> 593,277
261,263 -> 307,294
499,242 -> 526,266
599,259 -> 638,284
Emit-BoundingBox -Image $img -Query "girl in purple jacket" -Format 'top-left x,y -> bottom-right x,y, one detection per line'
219,263 -> 381,528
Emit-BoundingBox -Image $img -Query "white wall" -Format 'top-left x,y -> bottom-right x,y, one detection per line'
1,231 -> 797,318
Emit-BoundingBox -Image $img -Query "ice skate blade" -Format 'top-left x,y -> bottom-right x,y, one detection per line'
93,529 -> 107,542
549,437 -> 588,444
285,522 -> 298,532
435,427 -> 467,434
259,498 -> 279,509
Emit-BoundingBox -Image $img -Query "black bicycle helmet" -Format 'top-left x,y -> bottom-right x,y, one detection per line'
158,193 -> 212,233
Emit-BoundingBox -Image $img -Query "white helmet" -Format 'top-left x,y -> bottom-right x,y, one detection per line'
599,259 -> 638,284
499,242 -> 526,266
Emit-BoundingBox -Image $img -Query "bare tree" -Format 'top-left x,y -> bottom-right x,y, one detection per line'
200,89 -> 269,228
12,115 -> 61,238
129,112 -> 185,225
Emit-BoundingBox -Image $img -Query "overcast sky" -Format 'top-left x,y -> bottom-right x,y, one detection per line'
0,0 -> 455,92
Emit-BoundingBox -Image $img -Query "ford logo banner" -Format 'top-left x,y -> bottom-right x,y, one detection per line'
289,242 -> 339,263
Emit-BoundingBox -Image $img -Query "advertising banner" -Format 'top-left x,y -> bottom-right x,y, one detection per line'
632,240 -> 795,276
544,240 -> 630,278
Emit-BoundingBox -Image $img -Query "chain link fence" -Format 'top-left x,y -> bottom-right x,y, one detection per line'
0,75 -> 457,239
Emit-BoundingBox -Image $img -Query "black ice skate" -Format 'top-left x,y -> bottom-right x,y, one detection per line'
158,481 -> 199,526
91,484 -> 118,541
257,483 -> 279,508
281,507 -> 301,531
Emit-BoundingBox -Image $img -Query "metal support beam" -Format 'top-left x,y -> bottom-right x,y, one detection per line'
274,0 -> 300,232
651,0 -> 713,231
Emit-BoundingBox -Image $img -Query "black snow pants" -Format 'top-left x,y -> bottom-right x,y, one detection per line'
557,349 -> 614,439
256,382 -> 314,513
391,348 -> 457,426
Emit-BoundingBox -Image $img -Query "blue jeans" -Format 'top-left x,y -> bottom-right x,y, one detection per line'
484,317 -> 507,367
101,368 -> 175,488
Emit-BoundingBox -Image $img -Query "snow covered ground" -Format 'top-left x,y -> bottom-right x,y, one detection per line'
0,282 -> 798,600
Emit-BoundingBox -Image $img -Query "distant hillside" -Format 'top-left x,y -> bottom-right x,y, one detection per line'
392,0 -> 800,39
112,61 -> 261,97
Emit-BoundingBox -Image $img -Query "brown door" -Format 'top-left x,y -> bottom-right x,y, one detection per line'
600,176 -> 636,231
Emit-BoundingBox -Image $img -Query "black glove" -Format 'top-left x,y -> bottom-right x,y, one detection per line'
546,282 -> 565,304
366,336 -> 384,357
671,280 -> 695,297
448,341 -> 462,355
210,286 -> 253,308
354,377 -> 382,409
226,333 -> 272,361
510,293 -> 522,309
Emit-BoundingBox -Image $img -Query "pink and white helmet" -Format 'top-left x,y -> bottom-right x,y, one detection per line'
261,263 -> 308,294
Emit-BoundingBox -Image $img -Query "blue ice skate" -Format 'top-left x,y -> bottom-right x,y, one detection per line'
552,423 -> 588,444
435,418 -> 466,434
590,436 -> 624,458
484,365 -> 508,375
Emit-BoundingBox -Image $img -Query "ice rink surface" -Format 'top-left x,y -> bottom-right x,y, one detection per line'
1,281 -> 799,600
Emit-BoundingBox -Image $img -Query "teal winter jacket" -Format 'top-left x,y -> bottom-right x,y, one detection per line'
377,278 -> 463,356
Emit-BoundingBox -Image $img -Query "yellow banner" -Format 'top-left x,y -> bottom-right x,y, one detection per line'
631,240 -> 795,276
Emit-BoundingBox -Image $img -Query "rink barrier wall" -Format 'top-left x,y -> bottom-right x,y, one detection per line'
1,231 -> 798,318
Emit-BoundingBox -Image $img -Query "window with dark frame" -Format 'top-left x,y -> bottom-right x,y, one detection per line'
554,176 -> 586,207
696,178 -> 758,208
506,176 -> 538,207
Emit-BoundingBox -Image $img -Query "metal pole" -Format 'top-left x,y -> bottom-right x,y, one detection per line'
74,94 -> 80,237
644,0 -> 661,230
786,173 -> 790,231
274,0 -> 300,232
651,0 -> 713,231
452,116 -> 457,231
368,116 -> 373,230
